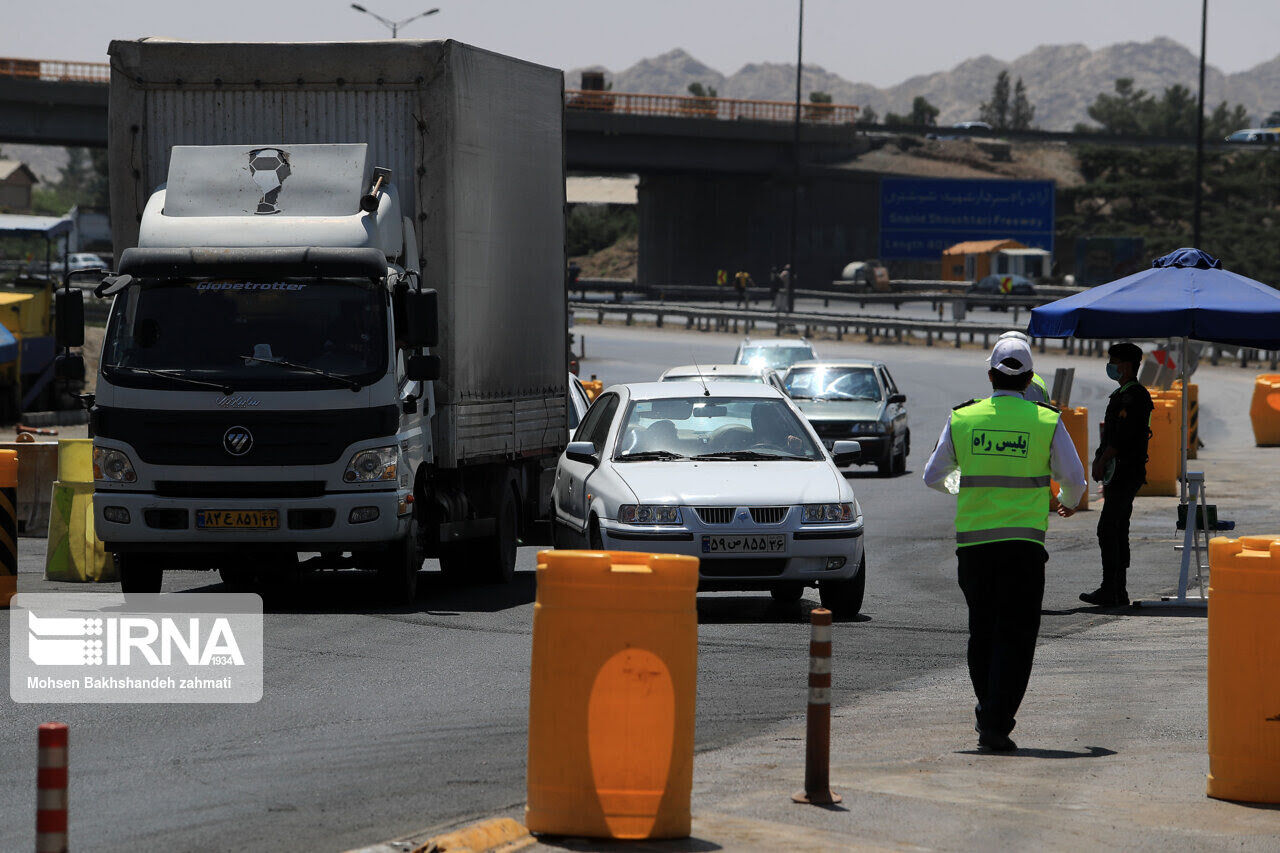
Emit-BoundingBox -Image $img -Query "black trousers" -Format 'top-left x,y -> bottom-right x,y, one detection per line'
957,540 -> 1047,737
1098,480 -> 1140,595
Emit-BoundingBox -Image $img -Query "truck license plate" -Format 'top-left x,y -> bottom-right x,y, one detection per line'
701,534 -> 785,554
196,509 -> 279,530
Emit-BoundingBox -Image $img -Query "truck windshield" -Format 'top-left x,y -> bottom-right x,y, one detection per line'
101,279 -> 388,392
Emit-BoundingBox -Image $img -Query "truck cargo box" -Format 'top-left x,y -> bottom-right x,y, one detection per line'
107,39 -> 567,468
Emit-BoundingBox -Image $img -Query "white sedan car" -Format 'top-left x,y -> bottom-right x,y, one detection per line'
553,382 -> 867,615
659,363 -> 786,393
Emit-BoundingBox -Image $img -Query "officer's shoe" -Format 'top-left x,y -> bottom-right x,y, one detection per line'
1080,588 -> 1130,608
977,730 -> 1017,752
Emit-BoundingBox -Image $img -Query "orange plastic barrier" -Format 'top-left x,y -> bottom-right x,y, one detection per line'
1136,399 -> 1179,497
526,549 -> 699,840
1206,535 -> 1280,803
1150,383 -> 1198,458
1050,406 -> 1089,511
1249,374 -> 1280,446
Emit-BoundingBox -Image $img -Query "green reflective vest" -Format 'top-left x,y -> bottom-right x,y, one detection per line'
1025,372 -> 1050,405
950,395 -> 1059,547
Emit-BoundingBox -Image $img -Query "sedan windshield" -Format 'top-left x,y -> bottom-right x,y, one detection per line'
615,396 -> 822,461
738,345 -> 815,370
101,279 -> 388,391
785,366 -> 881,401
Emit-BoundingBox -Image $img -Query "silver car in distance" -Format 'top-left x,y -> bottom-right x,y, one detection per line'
553,381 -> 867,615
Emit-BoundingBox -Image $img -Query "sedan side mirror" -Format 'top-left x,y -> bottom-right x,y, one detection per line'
832,440 -> 861,466
565,440 -> 600,467
888,393 -> 906,404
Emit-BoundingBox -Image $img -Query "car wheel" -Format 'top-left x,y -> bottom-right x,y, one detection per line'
770,583 -> 805,603
876,445 -> 893,476
819,555 -> 866,617
588,515 -> 605,550
118,553 -> 163,594
893,440 -> 908,475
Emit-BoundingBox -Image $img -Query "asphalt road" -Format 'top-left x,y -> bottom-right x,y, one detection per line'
0,325 -> 1253,852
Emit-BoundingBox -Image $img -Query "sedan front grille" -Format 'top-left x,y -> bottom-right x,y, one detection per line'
811,421 -> 852,439
695,507 -> 735,525
749,506 -> 789,525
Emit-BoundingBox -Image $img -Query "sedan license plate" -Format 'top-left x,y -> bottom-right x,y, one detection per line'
195,509 -> 279,530
701,534 -> 785,554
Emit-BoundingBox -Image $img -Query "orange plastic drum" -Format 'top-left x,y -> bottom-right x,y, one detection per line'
1249,374 -> 1280,446
526,550 -> 699,839
1137,400 -> 1179,497
1206,536 -> 1280,803
1051,406 -> 1089,510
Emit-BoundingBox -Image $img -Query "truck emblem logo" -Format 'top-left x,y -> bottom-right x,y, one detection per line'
247,147 -> 291,215
223,427 -> 254,457
217,395 -> 261,408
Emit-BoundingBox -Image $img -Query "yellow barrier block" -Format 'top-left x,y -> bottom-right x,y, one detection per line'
526,549 -> 698,840
1249,374 -> 1280,446
0,450 -> 15,607
45,438 -> 116,582
1051,406 -> 1089,511
1137,400 -> 1180,497
1206,535 -> 1280,803
57,438 -> 94,484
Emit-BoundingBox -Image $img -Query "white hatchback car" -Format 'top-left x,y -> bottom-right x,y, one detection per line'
733,338 -> 818,373
553,382 -> 867,614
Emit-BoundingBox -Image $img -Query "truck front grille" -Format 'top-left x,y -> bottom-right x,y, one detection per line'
156,481 -> 326,499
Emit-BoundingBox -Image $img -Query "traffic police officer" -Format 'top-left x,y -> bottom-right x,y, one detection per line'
997,331 -> 1050,404
1081,342 -> 1153,608
924,337 -> 1087,751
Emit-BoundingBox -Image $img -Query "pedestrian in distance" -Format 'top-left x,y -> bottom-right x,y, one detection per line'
923,337 -> 1087,752
733,270 -> 753,308
776,264 -> 792,312
1081,342 -> 1153,608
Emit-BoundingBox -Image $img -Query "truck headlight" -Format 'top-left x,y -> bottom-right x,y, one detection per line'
618,504 -> 682,524
343,446 -> 398,483
93,447 -> 137,483
803,502 -> 853,523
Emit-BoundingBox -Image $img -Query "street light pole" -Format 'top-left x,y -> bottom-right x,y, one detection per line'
787,0 -> 804,314
349,4 -> 439,38
1192,0 -> 1207,248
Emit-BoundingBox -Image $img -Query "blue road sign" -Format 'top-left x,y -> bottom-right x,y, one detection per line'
879,178 -> 1055,261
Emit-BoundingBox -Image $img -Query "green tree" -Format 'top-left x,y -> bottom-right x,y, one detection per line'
855,105 -> 879,126
979,71 -> 1011,129
1010,78 -> 1035,130
687,82 -> 717,98
1266,110 -> 1280,127
808,91 -> 832,104
908,96 -> 939,127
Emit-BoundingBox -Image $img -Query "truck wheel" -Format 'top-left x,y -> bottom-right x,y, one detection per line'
118,554 -> 163,594
476,486 -> 519,584
819,555 -> 866,617
379,520 -> 422,604
219,567 -> 258,591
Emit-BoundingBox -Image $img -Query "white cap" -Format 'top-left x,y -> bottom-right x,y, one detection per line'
998,330 -> 1030,343
988,337 -> 1034,375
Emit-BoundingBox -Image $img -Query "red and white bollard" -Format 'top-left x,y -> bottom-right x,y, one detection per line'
36,723 -> 68,853
792,608 -> 841,805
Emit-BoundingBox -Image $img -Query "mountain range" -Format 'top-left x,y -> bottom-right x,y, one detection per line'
569,38 -> 1280,131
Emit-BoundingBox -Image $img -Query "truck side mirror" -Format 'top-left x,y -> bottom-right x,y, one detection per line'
55,289 -> 85,348
406,354 -> 441,382
394,287 -> 439,349
55,354 -> 86,381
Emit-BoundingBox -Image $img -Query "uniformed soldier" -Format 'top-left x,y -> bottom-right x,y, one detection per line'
924,337 -> 1087,751
997,331 -> 1050,404
1081,342 -> 1153,608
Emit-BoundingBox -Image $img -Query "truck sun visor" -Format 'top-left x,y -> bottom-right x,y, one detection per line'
116,247 -> 388,281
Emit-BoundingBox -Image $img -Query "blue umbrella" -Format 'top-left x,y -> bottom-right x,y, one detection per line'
1028,248 -> 1280,349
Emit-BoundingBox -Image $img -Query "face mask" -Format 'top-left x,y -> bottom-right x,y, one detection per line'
1106,363 -> 1122,381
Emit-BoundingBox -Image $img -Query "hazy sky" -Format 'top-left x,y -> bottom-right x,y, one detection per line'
5,1 -> 1277,88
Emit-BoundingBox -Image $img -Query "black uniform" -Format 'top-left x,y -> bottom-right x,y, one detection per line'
1095,381 -> 1153,598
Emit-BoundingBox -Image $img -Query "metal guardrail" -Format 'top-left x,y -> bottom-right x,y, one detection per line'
0,57 -> 110,84
565,90 -> 859,124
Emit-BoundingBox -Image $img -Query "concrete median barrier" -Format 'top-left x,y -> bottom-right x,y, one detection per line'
44,439 -> 116,583
1248,374 -> 1280,446
0,440 -> 57,537
1206,535 -> 1280,803
526,549 -> 698,840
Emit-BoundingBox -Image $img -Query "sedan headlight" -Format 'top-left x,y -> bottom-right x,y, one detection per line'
803,502 -> 854,523
849,421 -> 881,435
618,504 -> 683,524
93,447 -> 137,483
343,446 -> 398,483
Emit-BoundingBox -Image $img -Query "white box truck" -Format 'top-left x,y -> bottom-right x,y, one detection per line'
74,39 -> 566,598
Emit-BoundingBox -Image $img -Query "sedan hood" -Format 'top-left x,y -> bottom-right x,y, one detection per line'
614,461 -> 843,505
793,399 -> 883,421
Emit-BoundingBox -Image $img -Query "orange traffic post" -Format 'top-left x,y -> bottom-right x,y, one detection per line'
0,449 -> 16,607
1206,536 -> 1280,803
1249,374 -> 1280,446
526,550 -> 699,840
1137,400 -> 1180,497
1051,406 -> 1089,511
793,607 -> 841,805
37,722 -> 68,853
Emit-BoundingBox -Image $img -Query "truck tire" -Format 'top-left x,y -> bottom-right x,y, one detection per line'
118,554 -> 163,594
219,567 -> 258,591
379,520 -> 422,605
475,486 -> 519,584
819,555 -> 866,617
